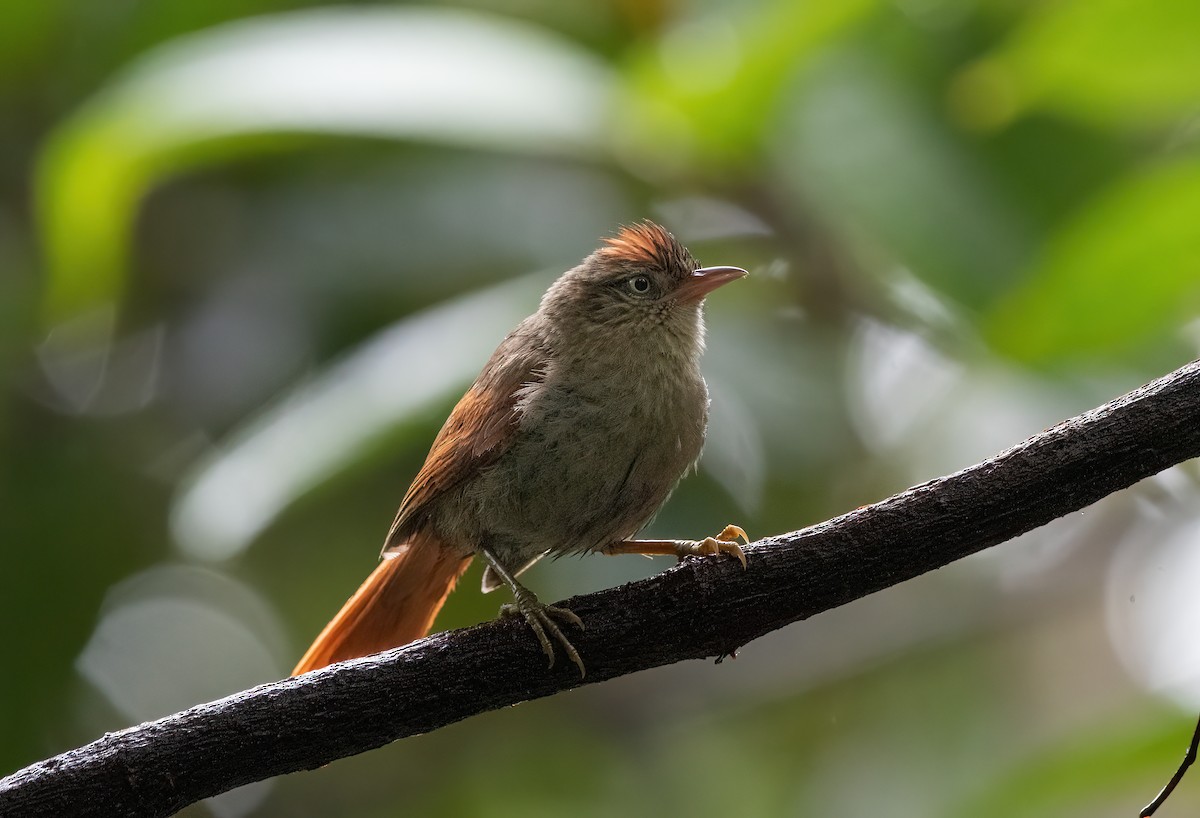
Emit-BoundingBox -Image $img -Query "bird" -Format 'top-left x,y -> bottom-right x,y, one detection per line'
292,221 -> 748,678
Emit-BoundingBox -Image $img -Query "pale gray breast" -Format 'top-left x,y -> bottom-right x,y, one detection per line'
462,351 -> 708,563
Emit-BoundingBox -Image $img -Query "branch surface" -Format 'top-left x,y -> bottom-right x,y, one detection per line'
5,359 -> 1200,817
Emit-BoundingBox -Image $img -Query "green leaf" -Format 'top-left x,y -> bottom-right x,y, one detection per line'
962,0 -> 1200,128
621,0 -> 879,167
986,158 -> 1200,363
36,7 -> 614,325
776,52 -> 1034,311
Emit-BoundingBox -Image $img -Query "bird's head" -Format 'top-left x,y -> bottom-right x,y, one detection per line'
540,221 -> 746,347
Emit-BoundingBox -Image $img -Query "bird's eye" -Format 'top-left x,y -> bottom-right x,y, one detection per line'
627,275 -> 652,296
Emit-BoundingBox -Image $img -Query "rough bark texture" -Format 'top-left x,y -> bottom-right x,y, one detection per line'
4,359 -> 1200,818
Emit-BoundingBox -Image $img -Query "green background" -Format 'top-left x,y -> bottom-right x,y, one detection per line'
3,1 -> 1200,816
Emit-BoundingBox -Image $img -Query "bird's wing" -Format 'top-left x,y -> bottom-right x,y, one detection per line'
381,327 -> 544,556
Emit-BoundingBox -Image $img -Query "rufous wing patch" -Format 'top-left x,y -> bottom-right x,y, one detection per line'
382,332 -> 542,552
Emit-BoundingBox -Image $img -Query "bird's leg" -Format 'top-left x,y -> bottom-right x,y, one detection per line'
601,524 -> 749,568
479,546 -> 586,677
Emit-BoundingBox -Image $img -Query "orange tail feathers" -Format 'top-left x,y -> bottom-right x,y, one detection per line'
292,533 -> 472,676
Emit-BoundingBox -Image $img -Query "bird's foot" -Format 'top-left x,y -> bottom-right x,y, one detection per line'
675,524 -> 749,568
500,589 -> 586,678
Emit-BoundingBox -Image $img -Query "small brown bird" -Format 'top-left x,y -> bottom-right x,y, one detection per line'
292,221 -> 748,677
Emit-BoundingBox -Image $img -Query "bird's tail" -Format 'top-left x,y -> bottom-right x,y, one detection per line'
292,533 -> 472,676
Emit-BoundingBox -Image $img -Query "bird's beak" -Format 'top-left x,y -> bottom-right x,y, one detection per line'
676,266 -> 748,304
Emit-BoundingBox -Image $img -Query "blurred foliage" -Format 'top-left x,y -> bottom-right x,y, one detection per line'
3,1 -> 1200,816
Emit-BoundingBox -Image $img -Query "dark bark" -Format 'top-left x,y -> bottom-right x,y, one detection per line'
4,359 -> 1200,818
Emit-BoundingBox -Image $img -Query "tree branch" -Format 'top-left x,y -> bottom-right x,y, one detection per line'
5,359 -> 1200,817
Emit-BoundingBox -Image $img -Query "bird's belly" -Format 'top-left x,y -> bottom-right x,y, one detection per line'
452,383 -> 705,566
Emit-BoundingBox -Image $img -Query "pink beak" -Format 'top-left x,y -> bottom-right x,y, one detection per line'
675,266 -> 748,304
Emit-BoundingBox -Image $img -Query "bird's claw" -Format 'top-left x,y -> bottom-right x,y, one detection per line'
676,524 -> 749,568
500,596 -> 586,677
